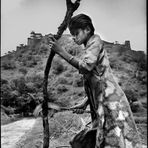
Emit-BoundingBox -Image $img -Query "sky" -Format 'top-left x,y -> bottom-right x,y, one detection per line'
1,0 -> 147,56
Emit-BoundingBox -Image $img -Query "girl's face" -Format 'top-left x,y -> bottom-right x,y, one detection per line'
72,28 -> 90,45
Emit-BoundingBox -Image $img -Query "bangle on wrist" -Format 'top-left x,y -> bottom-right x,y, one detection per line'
68,56 -> 74,62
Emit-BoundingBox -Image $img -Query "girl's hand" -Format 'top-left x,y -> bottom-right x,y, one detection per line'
48,34 -> 63,54
72,109 -> 85,114
70,103 -> 87,114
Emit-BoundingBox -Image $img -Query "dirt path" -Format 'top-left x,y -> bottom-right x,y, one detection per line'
1,118 -> 36,148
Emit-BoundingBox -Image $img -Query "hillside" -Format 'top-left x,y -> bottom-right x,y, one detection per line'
1,33 -> 147,146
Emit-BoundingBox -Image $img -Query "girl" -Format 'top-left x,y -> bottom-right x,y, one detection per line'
47,14 -> 142,148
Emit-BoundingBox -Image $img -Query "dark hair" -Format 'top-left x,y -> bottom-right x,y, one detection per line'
68,14 -> 95,36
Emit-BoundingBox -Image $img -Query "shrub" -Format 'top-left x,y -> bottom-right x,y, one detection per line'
1,60 -> 16,70
57,77 -> 68,84
39,46 -> 48,54
109,58 -> 120,70
20,55 -> 41,67
64,72 -> 72,77
15,95 -> 29,115
25,82 -> 36,93
137,71 -> 147,84
73,74 -> 83,87
57,85 -> 68,93
26,74 -> 44,90
1,84 -> 13,106
55,97 -> 71,107
57,76 -> 73,85
139,90 -> 147,97
138,58 -> 147,71
124,89 -> 138,105
19,67 -> 28,75
1,83 -> 19,107
1,76 -> 42,116
131,101 -> 145,113
122,50 -> 147,71
52,59 -> 66,75
10,77 -> 27,95
120,56 -> 132,63
1,79 -> 8,85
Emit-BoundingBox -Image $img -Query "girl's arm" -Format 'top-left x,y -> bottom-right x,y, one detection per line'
48,34 -> 103,74
47,35 -> 80,69
69,96 -> 89,110
58,48 -> 80,69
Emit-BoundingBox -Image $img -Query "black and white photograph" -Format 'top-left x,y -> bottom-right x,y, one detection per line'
1,0 -> 147,148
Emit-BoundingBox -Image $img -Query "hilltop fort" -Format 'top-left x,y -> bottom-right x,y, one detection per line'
15,31 -> 131,52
